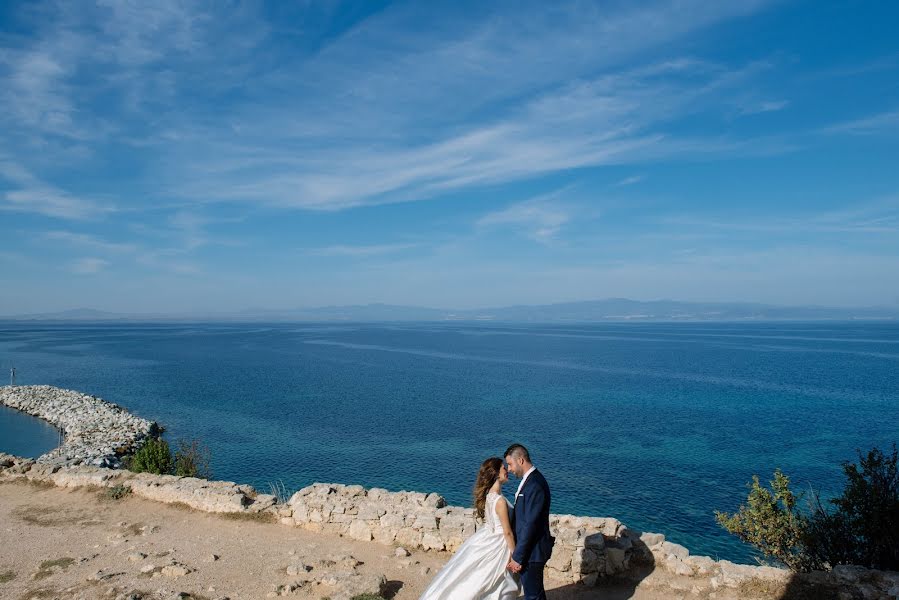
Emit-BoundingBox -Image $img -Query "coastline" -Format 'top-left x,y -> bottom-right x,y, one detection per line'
1,385 -> 897,599
0,385 -> 157,468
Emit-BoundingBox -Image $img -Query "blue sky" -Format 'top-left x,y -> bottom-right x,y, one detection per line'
1,0 -> 898,313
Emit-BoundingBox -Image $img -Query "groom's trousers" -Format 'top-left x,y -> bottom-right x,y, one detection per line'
521,562 -> 547,600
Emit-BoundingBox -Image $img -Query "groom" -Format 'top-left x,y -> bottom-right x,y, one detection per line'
505,443 -> 554,600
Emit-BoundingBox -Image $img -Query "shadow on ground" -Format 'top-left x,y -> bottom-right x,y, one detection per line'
777,572 -> 884,600
547,567 -> 656,599
383,579 -> 404,598
547,535 -> 656,599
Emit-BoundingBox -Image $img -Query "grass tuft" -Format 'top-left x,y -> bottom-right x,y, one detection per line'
14,506 -> 64,527
12,478 -> 55,490
33,557 -> 74,580
268,479 -> 293,503
218,510 -> 277,523
37,558 -> 74,571
100,484 -> 132,501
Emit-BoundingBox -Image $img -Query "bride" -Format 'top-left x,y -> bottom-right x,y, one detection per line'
419,457 -> 520,599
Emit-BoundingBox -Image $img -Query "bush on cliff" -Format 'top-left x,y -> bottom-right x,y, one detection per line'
126,436 -> 212,479
715,470 -> 818,571
127,437 -> 173,475
717,445 -> 899,572
804,445 -> 899,571
174,438 -> 212,479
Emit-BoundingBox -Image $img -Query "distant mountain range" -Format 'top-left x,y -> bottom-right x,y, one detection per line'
3,299 -> 898,322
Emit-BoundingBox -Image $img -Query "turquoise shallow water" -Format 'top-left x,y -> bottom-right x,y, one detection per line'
0,321 -> 897,563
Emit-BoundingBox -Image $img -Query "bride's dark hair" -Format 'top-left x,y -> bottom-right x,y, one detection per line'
473,457 -> 503,520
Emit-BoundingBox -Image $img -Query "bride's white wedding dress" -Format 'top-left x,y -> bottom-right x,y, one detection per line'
419,492 -> 520,600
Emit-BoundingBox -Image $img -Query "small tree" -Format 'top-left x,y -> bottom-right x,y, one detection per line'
806,445 -> 899,571
719,446 -> 899,573
715,470 -> 820,571
127,437 -> 173,475
173,438 -> 212,479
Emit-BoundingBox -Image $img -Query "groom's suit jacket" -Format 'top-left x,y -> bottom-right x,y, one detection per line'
511,469 -> 554,565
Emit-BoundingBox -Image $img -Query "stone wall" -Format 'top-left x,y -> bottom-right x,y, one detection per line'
2,457 -> 898,598
0,385 -> 157,468
0,454 -> 276,514
277,482 -> 896,597
283,482 -> 632,584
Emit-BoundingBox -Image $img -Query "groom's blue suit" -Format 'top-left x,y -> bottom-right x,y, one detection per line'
511,469 -> 554,600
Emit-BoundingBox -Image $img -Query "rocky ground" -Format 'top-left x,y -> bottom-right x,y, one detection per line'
1,479 -> 710,600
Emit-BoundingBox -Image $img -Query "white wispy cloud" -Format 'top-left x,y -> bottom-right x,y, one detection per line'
0,184 -> 112,221
2,0 -> 784,216
821,109 -> 899,136
42,230 -> 136,253
809,196 -> 899,231
70,257 -> 109,274
135,249 -> 200,275
166,210 -> 216,251
308,243 -> 419,257
4,0 -> 898,311
616,175 -> 645,186
0,250 -> 40,267
738,99 -> 789,115
168,57 -> 787,212
1,188 -> 105,220
0,159 -> 112,219
663,196 -> 899,235
477,191 -> 574,243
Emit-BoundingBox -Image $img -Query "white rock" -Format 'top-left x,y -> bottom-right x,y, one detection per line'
160,565 -> 190,577
422,533 -> 445,551
347,520 -> 372,541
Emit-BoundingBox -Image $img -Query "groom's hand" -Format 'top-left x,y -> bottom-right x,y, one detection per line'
508,559 -> 522,573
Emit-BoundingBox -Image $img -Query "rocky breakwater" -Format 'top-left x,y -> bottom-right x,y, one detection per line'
0,385 -> 157,468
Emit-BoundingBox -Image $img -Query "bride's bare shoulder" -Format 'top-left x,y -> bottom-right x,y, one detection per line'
493,494 -> 510,516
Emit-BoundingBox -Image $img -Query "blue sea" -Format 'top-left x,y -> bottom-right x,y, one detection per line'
1,321 -> 897,563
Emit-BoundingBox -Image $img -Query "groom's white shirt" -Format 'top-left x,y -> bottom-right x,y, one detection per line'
514,466 -> 536,505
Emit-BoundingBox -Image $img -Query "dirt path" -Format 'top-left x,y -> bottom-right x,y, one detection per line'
0,480 -> 684,600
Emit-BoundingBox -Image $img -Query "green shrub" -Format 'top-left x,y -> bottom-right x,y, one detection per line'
718,445 -> 899,572
805,445 -> 899,571
103,484 -> 132,500
715,469 -> 819,571
174,438 -> 212,479
127,438 -> 173,475
125,436 -> 212,480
